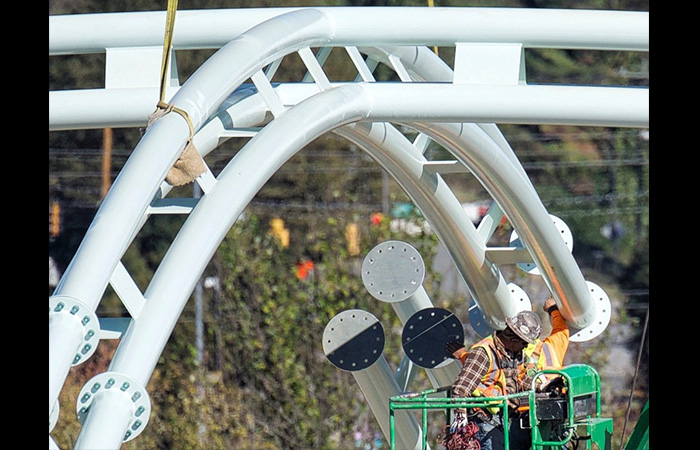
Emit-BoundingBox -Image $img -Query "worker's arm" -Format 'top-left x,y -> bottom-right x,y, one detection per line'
542,307 -> 570,366
451,347 -> 490,414
447,340 -> 468,363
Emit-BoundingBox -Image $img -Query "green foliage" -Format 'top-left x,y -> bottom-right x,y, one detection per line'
110,211 -> 439,449
50,1 -> 648,448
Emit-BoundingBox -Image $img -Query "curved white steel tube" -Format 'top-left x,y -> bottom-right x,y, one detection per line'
77,77 -> 646,447
49,7 -> 649,447
50,10 -> 335,420
77,85 -> 475,448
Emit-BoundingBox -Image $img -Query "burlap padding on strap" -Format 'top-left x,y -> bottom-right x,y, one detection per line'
165,142 -> 207,186
145,104 -> 207,187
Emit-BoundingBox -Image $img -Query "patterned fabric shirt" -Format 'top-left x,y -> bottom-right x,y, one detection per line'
451,332 -> 528,414
452,346 -> 490,401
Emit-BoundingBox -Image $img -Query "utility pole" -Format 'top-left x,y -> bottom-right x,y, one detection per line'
101,128 -> 113,199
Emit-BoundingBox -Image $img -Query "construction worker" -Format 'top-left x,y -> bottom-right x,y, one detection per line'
519,296 -> 571,448
521,296 -> 570,384
445,309 -> 543,450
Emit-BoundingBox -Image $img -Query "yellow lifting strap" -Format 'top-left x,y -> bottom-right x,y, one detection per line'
146,0 -> 207,186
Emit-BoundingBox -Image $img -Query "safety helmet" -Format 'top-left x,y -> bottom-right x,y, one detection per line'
504,310 -> 542,344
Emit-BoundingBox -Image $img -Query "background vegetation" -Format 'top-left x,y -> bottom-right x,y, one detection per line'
49,1 -> 649,449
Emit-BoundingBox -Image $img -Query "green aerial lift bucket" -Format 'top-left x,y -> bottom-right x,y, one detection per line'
389,364 -> 615,450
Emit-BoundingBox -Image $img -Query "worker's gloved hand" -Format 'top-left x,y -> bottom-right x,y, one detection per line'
538,375 -> 566,395
543,297 -> 558,314
446,340 -> 466,359
449,412 -> 468,433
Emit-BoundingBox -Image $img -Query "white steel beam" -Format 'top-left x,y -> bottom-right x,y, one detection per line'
71,94 -> 492,448
49,81 -> 647,131
49,7 -> 649,448
49,7 -> 649,55
73,79 -> 645,447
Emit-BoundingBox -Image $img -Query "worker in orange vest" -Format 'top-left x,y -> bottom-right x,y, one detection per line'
521,296 -> 570,383
445,310 -> 543,450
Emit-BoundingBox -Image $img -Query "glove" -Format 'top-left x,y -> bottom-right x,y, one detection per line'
543,297 -> 558,314
446,340 -> 466,359
449,412 -> 468,433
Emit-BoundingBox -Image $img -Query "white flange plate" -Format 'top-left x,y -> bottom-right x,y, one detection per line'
362,240 -> 425,302
49,295 -> 100,366
76,372 -> 151,442
510,215 -> 573,275
508,283 -> 531,309
569,281 -> 612,342
468,301 -> 494,339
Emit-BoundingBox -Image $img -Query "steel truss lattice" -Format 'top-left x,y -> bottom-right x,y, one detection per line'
49,7 -> 649,449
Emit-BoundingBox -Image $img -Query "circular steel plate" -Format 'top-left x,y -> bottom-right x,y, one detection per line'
362,240 -> 425,303
510,215 -> 573,275
570,281 -> 612,342
323,309 -> 385,371
402,307 -> 463,368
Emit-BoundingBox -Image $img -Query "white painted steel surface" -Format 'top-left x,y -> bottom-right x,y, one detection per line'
49,7 -> 649,54
49,6 -> 649,448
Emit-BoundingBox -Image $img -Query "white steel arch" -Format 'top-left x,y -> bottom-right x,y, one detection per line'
49,7 -> 649,449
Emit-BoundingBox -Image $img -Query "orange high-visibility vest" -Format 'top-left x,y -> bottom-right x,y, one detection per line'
521,309 -> 569,380
470,336 -> 508,399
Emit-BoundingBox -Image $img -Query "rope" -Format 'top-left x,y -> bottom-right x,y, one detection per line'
619,305 -> 649,449
144,0 -> 206,186
159,0 -> 178,106
440,421 -> 480,450
426,0 -> 439,56
153,0 -> 194,139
